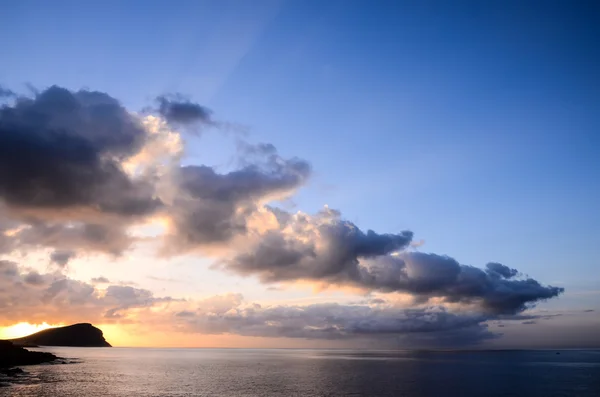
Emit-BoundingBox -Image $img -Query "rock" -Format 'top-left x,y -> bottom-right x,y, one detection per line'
9,323 -> 111,347
0,368 -> 24,377
0,341 -> 58,368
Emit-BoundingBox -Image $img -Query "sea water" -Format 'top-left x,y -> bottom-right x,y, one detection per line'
2,348 -> 599,396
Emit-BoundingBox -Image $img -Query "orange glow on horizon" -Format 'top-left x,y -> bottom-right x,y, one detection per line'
97,324 -> 346,349
0,322 -> 348,349
0,322 -> 61,339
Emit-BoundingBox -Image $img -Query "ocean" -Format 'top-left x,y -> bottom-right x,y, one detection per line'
2,348 -> 600,396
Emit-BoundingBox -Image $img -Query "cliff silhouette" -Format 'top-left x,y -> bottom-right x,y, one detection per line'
9,323 -> 111,347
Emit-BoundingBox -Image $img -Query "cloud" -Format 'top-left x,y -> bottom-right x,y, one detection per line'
0,262 -> 569,348
0,84 -> 313,259
368,298 -> 387,304
12,221 -> 134,256
0,86 -> 15,98
50,249 -> 76,267
174,294 -> 495,346
0,85 -> 170,257
175,310 -> 196,318
0,261 -> 173,325
155,95 -> 212,125
0,84 -> 565,347
486,262 -> 519,279
0,86 -> 160,215
220,206 -> 413,280
497,312 -> 563,321
91,277 -> 110,284
23,271 -> 45,286
147,276 -> 185,284
221,208 -> 562,315
163,143 -> 311,253
102,285 -> 176,319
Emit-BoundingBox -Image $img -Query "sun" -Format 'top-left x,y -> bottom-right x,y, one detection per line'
0,322 -> 60,339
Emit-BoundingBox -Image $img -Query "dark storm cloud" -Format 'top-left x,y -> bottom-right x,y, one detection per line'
0,85 -> 160,217
50,249 -> 76,267
156,95 -> 212,125
166,144 -> 311,250
225,225 -> 562,314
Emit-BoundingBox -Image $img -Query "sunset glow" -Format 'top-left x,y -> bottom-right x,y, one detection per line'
1,1 -> 599,395
0,322 -> 60,339
0,0 -> 597,353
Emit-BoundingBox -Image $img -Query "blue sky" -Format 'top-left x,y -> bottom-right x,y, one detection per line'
1,1 -> 598,346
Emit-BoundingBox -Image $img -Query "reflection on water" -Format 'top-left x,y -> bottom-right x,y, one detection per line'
2,348 -> 600,396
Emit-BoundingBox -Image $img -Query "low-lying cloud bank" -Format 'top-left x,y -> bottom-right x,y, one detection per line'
0,84 -> 564,346
0,260 -> 175,325
0,261 -> 495,346
173,294 -> 497,346
1,261 -> 577,347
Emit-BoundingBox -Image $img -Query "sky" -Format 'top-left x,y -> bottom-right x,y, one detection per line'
0,0 -> 598,348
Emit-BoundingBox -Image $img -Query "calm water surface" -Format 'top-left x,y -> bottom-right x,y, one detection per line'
2,348 -> 600,396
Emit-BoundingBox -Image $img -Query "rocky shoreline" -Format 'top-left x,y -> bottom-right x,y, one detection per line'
1,323 -> 111,387
0,340 -> 59,369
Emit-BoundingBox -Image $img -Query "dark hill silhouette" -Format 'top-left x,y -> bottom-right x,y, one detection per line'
10,323 -> 111,347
